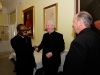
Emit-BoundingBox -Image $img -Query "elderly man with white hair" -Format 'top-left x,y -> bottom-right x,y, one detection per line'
35,20 -> 65,75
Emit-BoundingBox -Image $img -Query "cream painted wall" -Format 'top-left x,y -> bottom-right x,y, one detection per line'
0,11 -> 7,24
10,11 -> 16,24
16,0 -> 75,51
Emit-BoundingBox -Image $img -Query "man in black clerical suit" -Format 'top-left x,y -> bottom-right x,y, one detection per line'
63,11 -> 100,75
10,24 -> 36,75
35,20 -> 65,75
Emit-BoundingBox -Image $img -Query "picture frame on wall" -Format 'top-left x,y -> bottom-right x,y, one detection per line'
43,3 -> 58,31
78,0 -> 100,30
75,0 -> 80,14
75,0 -> 94,14
23,6 -> 35,38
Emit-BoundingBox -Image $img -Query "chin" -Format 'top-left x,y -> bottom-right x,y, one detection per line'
23,34 -> 27,36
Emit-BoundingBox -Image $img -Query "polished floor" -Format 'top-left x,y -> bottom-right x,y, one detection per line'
0,51 -> 42,75
0,51 -> 16,75
0,50 -> 67,75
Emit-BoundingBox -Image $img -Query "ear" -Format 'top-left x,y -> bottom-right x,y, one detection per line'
77,19 -> 81,26
78,19 -> 83,27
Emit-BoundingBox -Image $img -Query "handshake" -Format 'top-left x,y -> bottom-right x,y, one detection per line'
33,46 -> 39,52
33,46 -> 53,58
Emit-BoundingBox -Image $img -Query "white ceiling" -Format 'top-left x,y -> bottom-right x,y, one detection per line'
1,0 -> 24,13
2,0 -> 15,8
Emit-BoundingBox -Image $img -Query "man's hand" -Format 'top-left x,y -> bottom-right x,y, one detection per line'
46,52 -> 53,58
33,46 -> 39,51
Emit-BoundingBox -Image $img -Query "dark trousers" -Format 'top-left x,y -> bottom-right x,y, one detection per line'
15,63 -> 34,75
43,65 -> 59,75
16,68 -> 34,75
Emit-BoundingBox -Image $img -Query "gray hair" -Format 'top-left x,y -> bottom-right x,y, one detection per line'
77,11 -> 93,27
47,20 -> 55,27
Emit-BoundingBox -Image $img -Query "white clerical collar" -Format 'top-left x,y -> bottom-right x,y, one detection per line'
18,34 -> 24,38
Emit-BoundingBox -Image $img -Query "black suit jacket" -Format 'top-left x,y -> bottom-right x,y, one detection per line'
63,28 -> 100,75
38,31 -> 65,67
10,34 -> 35,71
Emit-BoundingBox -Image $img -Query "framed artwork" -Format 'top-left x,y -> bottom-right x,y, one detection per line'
44,3 -> 58,31
75,0 -> 98,36
75,0 -> 95,13
75,0 -> 80,14
23,6 -> 35,38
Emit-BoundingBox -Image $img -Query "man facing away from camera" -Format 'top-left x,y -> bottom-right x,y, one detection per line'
63,11 -> 100,75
